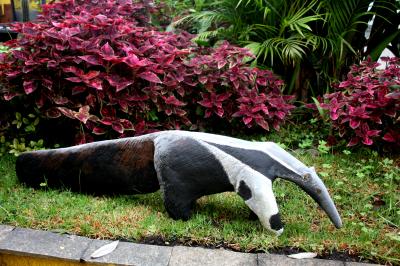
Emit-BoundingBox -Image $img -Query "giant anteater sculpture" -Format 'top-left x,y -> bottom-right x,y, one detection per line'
16,130 -> 342,235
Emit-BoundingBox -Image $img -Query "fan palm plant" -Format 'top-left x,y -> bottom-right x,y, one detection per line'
318,0 -> 399,83
171,0 -> 399,99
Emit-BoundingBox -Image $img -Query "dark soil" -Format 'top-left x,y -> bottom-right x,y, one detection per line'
127,235 -> 376,264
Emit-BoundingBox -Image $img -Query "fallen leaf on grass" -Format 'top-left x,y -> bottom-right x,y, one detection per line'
287,252 -> 318,259
91,240 -> 119,258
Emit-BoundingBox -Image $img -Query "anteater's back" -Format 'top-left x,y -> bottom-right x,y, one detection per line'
16,137 -> 160,195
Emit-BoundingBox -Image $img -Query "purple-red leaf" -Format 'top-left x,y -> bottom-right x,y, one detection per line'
23,80 -> 36,94
93,127 -> 107,135
79,55 -> 103,66
112,122 -> 124,134
85,79 -> 103,90
105,75 -> 134,92
139,71 -> 162,84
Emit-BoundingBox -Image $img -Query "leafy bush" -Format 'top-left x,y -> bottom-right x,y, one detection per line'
0,0 -> 294,144
317,57 -> 400,147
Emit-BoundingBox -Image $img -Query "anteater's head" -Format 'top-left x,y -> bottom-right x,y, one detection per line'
262,143 -> 343,232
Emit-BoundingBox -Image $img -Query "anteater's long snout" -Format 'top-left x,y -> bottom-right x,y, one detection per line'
294,169 -> 343,229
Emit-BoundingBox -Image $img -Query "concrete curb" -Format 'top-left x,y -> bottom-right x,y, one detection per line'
0,225 -> 379,266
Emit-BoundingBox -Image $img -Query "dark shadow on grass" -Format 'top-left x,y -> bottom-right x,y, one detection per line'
24,185 -> 257,224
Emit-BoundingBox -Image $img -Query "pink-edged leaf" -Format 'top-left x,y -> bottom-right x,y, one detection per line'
175,108 -> 187,117
4,92 -> 18,101
74,105 -> 90,124
273,121 -> 280,131
112,122 -> 124,134
45,108 -> 61,118
198,99 -> 213,108
65,77 -> 82,83
120,119 -> 134,130
35,94 -> 46,108
256,77 -> 267,86
47,60 -> 58,68
275,111 -> 286,120
79,106 -> 90,114
79,55 -> 103,66
127,94 -> 150,101
164,54 -> 175,65
93,127 -> 107,135
232,79 -> 240,89
100,118 -> 113,125
330,111 -> 339,120
53,96 -> 69,104
367,130 -> 381,137
255,118 -> 270,131
123,54 -> 149,68
42,79 -> 53,90
199,76 -> 208,84
385,91 -> 400,99
57,107 -> 75,119
347,137 -> 359,147
81,71 -> 100,80
72,86 -> 87,95
55,43 -> 67,51
88,115 -> 99,122
119,100 -> 128,112
362,137 -> 373,146
101,42 -> 114,57
383,132 -> 395,142
243,116 -> 253,125
217,60 -> 227,69
370,116 -> 382,124
384,108 -> 396,117
215,107 -> 224,117
85,79 -> 103,90
105,75 -> 134,92
164,95 -> 186,106
75,112 -> 90,124
23,80 -> 36,94
6,70 -> 21,78
216,93 -> 231,102
139,71 -> 162,84
165,108 -> 173,116
11,50 -> 28,60
349,119 -> 360,129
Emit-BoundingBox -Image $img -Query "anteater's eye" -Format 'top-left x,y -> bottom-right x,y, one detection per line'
302,173 -> 311,181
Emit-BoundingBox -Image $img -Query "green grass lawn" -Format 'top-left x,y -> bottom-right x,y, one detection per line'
0,150 -> 399,264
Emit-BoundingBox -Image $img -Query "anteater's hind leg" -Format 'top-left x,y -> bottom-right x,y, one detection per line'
153,134 -> 234,221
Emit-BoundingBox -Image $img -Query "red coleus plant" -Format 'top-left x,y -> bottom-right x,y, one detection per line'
318,57 -> 400,147
0,0 -> 294,144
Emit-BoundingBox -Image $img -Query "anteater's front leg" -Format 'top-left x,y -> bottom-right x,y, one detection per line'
153,134 -> 234,220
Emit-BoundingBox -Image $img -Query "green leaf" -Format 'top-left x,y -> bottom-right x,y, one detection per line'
369,30 -> 400,61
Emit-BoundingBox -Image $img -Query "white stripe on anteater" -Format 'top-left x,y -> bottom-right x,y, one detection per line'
197,139 -> 283,235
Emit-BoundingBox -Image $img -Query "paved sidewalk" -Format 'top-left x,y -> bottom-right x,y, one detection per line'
0,225 -> 378,266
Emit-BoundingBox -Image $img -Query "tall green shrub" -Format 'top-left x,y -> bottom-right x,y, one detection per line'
171,0 -> 400,100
